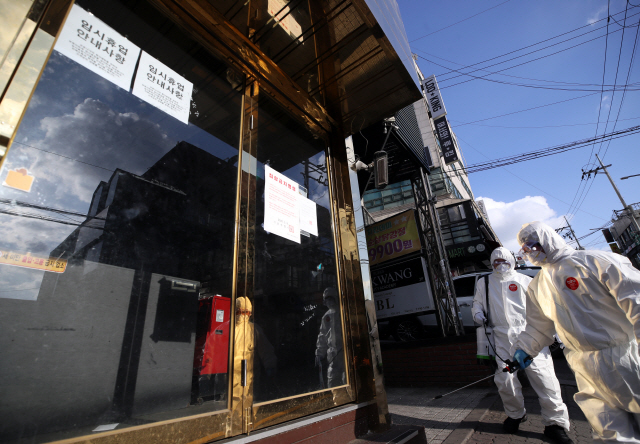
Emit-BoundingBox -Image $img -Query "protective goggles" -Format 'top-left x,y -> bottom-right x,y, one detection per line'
518,241 -> 543,256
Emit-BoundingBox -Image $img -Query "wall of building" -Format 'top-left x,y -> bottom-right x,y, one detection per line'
381,338 -> 494,387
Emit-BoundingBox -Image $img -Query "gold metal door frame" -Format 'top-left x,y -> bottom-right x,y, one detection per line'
0,0 -> 378,440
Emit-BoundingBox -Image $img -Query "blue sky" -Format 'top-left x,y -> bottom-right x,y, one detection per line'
399,0 -> 640,251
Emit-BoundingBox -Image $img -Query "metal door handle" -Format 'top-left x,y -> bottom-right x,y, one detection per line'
241,359 -> 247,386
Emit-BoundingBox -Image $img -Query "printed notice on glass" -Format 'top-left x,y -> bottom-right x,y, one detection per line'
264,165 -> 300,244
299,196 -> 318,236
54,4 -> 140,91
132,51 -> 193,124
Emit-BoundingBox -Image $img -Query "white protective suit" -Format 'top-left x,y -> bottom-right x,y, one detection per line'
473,247 -> 570,429
514,221 -> 640,442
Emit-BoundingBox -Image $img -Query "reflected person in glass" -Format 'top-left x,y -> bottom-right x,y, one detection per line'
315,288 -> 345,388
233,297 -> 277,403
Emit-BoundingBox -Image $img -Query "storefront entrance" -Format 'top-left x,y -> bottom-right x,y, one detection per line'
0,0 -> 357,442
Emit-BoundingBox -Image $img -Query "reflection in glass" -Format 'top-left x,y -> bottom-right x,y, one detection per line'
0,0 -> 242,441
251,95 -> 345,403
315,287 -> 345,387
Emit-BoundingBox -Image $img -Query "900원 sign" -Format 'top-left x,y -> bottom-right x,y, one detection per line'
369,239 -> 413,262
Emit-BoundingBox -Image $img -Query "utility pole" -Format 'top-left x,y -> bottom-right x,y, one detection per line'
595,154 -> 640,233
564,216 -> 583,250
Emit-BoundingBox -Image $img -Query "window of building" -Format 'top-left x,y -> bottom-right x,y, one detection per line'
362,179 -> 414,212
438,203 -> 481,247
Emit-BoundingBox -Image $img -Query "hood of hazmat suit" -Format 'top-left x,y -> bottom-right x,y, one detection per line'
472,247 -> 569,428
514,221 -> 640,441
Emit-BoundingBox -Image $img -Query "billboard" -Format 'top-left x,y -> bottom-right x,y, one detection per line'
371,257 -> 434,319
365,209 -> 422,266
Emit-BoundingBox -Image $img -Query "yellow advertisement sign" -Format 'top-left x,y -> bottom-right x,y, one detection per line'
365,209 -> 422,266
0,250 -> 67,273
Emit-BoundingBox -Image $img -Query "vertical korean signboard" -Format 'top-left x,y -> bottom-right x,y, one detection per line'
365,209 -> 422,266
422,75 -> 447,120
434,116 -> 459,165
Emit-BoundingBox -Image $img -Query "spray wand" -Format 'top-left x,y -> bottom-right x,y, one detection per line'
433,356 -> 532,400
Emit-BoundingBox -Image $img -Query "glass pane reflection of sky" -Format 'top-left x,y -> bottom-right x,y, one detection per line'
0,51 -> 239,300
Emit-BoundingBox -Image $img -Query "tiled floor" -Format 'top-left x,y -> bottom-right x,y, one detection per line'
386,386 -> 492,444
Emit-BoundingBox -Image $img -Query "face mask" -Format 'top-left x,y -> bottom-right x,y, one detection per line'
495,263 -> 510,273
526,250 -> 547,265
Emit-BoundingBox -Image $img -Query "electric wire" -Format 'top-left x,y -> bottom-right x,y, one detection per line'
564,4 -> 613,221
425,7 -> 638,83
449,115 -> 640,129
438,22 -> 633,90
451,124 -> 640,174
572,8 -> 640,221
453,135 -> 607,221
417,54 -> 640,91
410,0 -> 512,43
455,93 -> 600,126
414,48 -> 640,87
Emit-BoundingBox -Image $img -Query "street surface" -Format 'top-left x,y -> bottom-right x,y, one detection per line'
386,356 -> 594,443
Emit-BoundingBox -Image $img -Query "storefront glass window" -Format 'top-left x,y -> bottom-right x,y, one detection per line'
251,94 -> 344,403
0,0 -> 243,440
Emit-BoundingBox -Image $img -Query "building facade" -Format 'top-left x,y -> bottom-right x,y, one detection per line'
361,67 -> 499,276
0,0 -> 421,442
608,203 -> 640,269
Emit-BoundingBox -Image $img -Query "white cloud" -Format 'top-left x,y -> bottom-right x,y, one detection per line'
587,5 -> 608,24
476,195 -> 565,252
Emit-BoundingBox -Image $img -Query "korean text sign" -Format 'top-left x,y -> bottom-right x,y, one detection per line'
0,250 -> 67,273
54,4 -> 140,91
132,51 -> 193,124
422,75 -> 447,120
434,116 -> 459,165
365,209 -> 421,265
264,165 -> 300,244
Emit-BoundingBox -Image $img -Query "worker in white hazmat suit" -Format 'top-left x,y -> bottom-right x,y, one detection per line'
512,221 -> 640,443
472,247 -> 572,443
315,287 -> 345,387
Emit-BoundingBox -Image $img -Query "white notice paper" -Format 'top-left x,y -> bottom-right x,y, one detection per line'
264,165 -> 300,244
298,196 -> 318,236
132,51 -> 193,124
54,4 -> 140,91
216,309 -> 224,322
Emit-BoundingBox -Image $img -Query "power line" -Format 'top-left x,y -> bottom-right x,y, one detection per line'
453,135 -> 607,221
455,93 -> 600,126
571,7 -> 639,221
11,141 -> 114,172
417,54 -> 640,91
410,0 -> 512,43
454,124 -> 640,174
414,47 -> 640,88
438,23 -> 632,90
425,6 -> 639,83
448,115 -> 640,129
564,2 -> 615,222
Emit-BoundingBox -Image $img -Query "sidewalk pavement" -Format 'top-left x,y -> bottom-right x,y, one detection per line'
386,357 -> 594,443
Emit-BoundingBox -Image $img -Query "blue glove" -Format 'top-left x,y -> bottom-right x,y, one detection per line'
513,349 -> 532,370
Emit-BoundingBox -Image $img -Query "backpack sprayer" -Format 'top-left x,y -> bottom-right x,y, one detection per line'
433,275 -> 533,400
